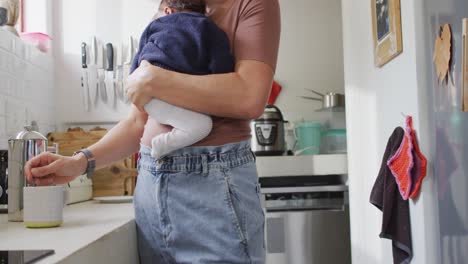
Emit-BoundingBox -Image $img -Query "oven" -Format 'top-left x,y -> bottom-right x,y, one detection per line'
260,176 -> 351,264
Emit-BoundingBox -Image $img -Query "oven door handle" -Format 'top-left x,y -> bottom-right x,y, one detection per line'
261,185 -> 348,194
266,206 -> 346,213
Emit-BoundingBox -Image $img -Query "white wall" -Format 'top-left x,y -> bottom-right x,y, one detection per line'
51,0 -> 156,126
51,0 -> 344,128
23,0 -> 53,35
342,0 -> 436,263
275,0 -> 344,125
0,29 -> 56,149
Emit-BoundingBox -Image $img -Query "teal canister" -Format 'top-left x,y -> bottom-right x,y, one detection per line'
294,122 -> 322,155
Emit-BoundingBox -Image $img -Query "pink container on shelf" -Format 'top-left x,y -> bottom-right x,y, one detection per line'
19,32 -> 52,53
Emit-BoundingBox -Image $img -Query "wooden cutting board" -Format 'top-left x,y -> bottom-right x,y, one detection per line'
48,127 -> 137,197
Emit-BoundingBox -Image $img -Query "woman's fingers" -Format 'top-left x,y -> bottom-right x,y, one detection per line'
33,176 -> 55,186
25,153 -> 78,186
33,175 -> 75,186
126,60 -> 154,110
53,176 -> 76,185
127,87 -> 151,111
25,152 -> 55,182
30,157 -> 62,178
25,152 -> 64,185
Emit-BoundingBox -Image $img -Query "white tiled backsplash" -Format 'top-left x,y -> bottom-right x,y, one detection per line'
0,29 -> 56,150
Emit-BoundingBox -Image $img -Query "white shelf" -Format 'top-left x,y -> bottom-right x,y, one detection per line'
256,154 -> 348,177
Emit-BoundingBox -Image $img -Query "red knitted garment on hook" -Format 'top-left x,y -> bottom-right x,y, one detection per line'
407,117 -> 427,199
387,124 -> 414,200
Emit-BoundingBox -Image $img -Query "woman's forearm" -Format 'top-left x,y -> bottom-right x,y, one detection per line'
25,107 -> 146,186
144,60 -> 274,119
88,107 -> 147,169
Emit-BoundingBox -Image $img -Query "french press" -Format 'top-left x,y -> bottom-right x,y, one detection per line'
8,126 -> 48,222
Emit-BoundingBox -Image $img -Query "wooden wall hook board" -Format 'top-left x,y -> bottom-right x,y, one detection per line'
433,24 -> 452,83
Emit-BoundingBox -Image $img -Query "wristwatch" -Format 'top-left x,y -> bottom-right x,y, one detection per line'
73,149 -> 96,179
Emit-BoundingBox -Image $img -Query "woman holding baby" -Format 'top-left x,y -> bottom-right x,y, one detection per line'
26,0 -> 280,263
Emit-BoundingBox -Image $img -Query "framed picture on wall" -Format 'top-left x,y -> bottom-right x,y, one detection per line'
371,0 -> 403,67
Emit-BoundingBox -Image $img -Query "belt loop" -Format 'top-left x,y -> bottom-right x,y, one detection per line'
250,150 -> 257,162
156,158 -> 164,169
201,154 -> 209,176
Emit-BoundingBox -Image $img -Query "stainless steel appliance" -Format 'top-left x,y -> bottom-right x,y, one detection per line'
8,126 -> 48,222
251,105 -> 286,156
261,176 -> 351,264
0,150 -> 7,213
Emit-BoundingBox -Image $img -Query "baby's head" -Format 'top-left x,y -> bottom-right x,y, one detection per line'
155,0 -> 205,19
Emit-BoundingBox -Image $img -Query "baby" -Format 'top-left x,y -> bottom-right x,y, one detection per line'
130,0 -> 234,159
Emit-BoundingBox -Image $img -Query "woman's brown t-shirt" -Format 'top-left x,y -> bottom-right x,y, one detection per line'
141,0 -> 281,146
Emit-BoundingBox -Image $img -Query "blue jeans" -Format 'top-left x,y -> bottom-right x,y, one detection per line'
134,140 -> 265,264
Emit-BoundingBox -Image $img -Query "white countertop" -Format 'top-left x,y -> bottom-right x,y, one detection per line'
256,154 -> 348,177
0,201 -> 136,264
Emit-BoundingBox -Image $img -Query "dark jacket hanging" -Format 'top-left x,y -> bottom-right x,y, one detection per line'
370,127 -> 413,264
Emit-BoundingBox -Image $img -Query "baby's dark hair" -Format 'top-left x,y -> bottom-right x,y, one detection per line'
161,0 -> 206,14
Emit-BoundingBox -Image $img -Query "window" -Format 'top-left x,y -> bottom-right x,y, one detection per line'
21,0 -> 51,34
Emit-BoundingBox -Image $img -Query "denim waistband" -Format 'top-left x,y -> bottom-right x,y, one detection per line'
138,140 -> 255,174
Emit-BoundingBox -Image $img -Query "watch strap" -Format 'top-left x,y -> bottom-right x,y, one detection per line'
74,149 -> 96,179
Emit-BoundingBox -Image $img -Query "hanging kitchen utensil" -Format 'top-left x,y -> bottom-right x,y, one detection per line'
105,43 -> 116,108
134,38 -> 139,54
97,43 -> 107,103
122,36 -> 135,104
88,36 -> 99,106
115,44 -> 124,101
299,88 -> 345,112
80,42 -> 90,112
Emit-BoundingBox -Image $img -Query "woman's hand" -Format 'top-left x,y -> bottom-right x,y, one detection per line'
24,152 -> 88,186
126,60 -> 160,112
